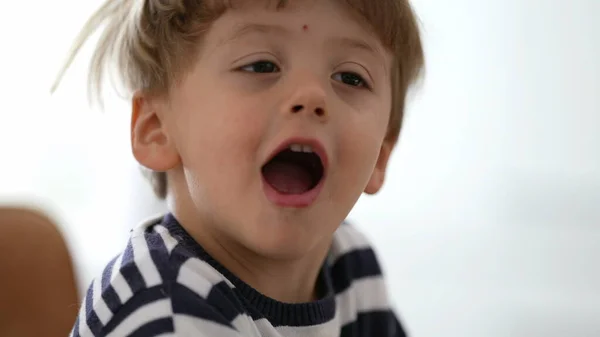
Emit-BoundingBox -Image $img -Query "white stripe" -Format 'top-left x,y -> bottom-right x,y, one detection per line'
253,319 -> 279,337
231,314 -> 262,337
330,225 -> 371,262
273,315 -> 339,336
336,276 -> 391,326
77,290 -> 93,337
174,315 -> 242,337
106,298 -> 171,337
177,259 -> 229,298
111,254 -> 133,304
131,234 -> 162,287
133,214 -> 164,234
154,225 -> 179,253
92,276 -> 112,325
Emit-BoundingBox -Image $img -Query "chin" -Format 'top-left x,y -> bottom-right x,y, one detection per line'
244,221 -> 319,260
255,242 -> 308,261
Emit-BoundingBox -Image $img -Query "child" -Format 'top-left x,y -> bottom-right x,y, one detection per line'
55,0 -> 423,336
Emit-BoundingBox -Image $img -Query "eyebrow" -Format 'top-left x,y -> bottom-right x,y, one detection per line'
328,36 -> 388,74
328,36 -> 380,56
221,23 -> 290,46
220,22 -> 385,65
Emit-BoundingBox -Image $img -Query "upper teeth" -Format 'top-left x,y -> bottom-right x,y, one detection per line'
290,144 -> 314,153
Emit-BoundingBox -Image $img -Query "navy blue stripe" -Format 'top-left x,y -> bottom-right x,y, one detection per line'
71,317 -> 81,337
394,315 -> 408,337
128,317 -> 174,337
101,285 -> 122,314
102,286 -> 169,335
145,231 -> 174,281
340,310 -> 405,337
84,285 -> 93,317
84,285 -> 103,336
331,248 -> 382,294
207,281 -> 246,322
101,255 -> 118,290
171,283 -> 235,329
101,255 -> 122,314
231,289 -> 265,321
121,239 -> 147,293
167,244 -> 196,272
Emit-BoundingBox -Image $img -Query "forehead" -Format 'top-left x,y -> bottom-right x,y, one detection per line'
214,0 -> 400,45
206,0 -> 391,59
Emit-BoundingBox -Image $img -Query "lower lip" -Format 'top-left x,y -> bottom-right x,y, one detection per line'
261,176 -> 325,208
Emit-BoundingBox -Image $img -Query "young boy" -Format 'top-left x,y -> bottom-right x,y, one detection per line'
55,0 -> 424,336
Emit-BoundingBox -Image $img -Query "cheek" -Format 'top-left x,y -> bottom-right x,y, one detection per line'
171,97 -> 266,179
338,104 -> 390,179
338,118 -> 385,178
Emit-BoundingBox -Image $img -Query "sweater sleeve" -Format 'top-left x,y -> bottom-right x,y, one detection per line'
70,282 -> 244,337
332,222 -> 410,337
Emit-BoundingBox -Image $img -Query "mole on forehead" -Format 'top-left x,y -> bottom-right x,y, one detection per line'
302,24 -> 309,31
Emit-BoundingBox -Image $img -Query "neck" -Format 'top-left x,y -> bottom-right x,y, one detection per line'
169,185 -> 330,303
211,235 -> 328,303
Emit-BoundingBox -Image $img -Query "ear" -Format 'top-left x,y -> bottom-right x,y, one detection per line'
364,138 -> 395,195
131,92 -> 180,172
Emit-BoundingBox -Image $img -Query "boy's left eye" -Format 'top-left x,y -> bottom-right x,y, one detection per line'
332,72 -> 370,89
239,61 -> 280,73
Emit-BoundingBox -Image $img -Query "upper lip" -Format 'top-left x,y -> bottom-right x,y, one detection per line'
263,137 -> 329,173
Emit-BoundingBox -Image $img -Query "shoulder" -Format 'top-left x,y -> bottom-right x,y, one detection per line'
71,215 -> 245,337
330,220 -> 384,279
331,221 -> 407,337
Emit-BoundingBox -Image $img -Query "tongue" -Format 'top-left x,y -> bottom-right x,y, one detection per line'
262,161 -> 313,194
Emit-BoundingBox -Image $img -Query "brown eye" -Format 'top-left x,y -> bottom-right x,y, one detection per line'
240,61 -> 280,73
332,72 -> 369,89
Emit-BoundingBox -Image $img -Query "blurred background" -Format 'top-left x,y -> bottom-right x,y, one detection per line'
1,0 -> 599,336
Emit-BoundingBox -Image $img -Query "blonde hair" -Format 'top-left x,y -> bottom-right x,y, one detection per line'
52,0 -> 424,199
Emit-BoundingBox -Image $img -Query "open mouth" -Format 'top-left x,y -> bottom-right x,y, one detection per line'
261,143 -> 325,195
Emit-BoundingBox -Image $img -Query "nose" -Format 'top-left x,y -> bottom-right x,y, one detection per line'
291,104 -> 325,117
285,75 -> 328,121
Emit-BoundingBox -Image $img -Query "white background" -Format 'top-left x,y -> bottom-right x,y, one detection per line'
1,0 -> 599,336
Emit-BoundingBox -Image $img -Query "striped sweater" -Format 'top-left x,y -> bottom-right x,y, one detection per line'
71,213 -> 407,337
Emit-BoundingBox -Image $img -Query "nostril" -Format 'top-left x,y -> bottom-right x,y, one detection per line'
292,105 -> 303,113
315,108 -> 325,116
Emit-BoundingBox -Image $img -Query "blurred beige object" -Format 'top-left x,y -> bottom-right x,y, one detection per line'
0,207 -> 79,337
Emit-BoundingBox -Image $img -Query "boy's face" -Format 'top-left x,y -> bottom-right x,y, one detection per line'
134,0 -> 394,259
